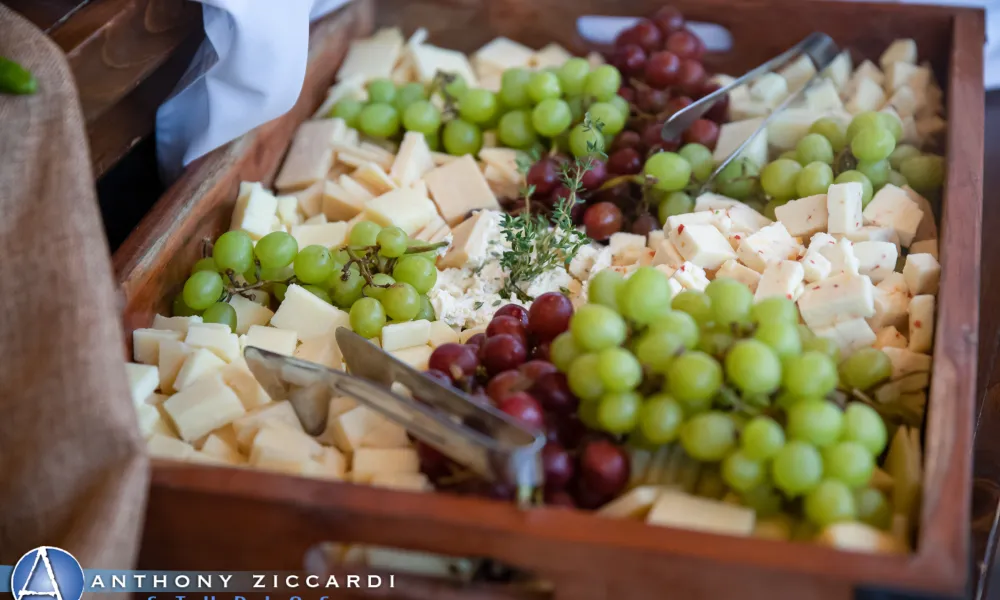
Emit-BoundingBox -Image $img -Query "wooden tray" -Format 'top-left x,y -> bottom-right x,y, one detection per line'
113,1 -> 986,598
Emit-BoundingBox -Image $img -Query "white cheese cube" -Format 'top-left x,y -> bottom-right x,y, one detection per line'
766,108 -> 826,151
125,363 -> 160,406
427,321 -> 460,348
736,222 -> 803,273
163,374 -> 247,442
185,324 -> 240,362
370,472 -> 432,492
230,182 -> 278,240
381,319 -> 432,351
270,284 -> 351,341
853,241 -> 898,283
132,328 -> 184,365
877,272 -> 909,295
868,287 -> 911,332
173,348 -> 228,391
363,187 -> 438,235
148,434 -> 197,461
908,295 -> 935,353
226,294 -> 274,335
729,98 -> 771,121
909,239 -> 938,259
693,192 -> 742,212
845,226 -> 901,255
244,325 -> 297,356
716,260 -> 762,293
778,55 -> 817,92
438,210 -> 497,269
902,253 -> 941,295
231,401 -> 304,452
293,334 -> 343,369
820,237 -> 860,277
750,73 -> 788,107
610,232 -> 647,255
200,433 -> 245,464
152,314 -> 203,334
390,345 -> 434,370
219,364 -> 272,411
813,318 -> 877,356
423,155 -> 499,226
290,222 -> 349,250
880,39 -> 917,70
875,326 -> 908,349
713,119 -> 768,167
670,262 -> 710,292
666,211 -> 732,235
671,224 -> 737,270
881,347 -> 931,380
754,261 -> 805,302
797,273 -> 876,329
847,77 -> 886,115
351,448 -> 421,483
822,51 -> 853,91
389,131 -> 435,188
827,182 -> 864,235
863,185 -> 923,247
646,492 -> 755,537
805,79 -> 843,112
530,42 -> 573,69
799,251 -> 832,284
901,186 -> 937,243
775,194 -> 827,237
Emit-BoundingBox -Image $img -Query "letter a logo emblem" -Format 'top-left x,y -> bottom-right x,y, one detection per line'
10,547 -> 85,600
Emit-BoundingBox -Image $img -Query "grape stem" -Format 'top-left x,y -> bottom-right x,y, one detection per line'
431,71 -> 460,120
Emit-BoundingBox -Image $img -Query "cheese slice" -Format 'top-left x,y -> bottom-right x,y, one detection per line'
531,42 -> 573,69
290,221 -> 349,250
313,75 -> 367,119
389,131 -> 435,187
411,44 -> 478,86
274,120 -> 344,191
363,187 -> 439,235
336,30 -> 404,84
230,182 -> 278,240
413,214 -> 446,242
474,37 -> 535,72
290,182 -> 325,222
437,210 -> 494,269
646,492 -> 755,536
423,155 -> 499,225
352,162 -> 397,196
322,180 -> 367,221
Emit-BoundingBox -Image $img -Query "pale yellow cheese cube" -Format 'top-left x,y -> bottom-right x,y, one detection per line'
185,324 -> 240,362
125,363 -> 160,406
230,182 -> 278,240
148,434 -> 197,461
270,284 -> 351,341
322,180 -> 366,221
152,314 -> 203,334
874,326 -> 908,349
173,348 -> 228,391
317,396 -> 360,445
136,402 -> 172,439
459,326 -> 486,343
437,210 -> 495,269
132,328 -> 184,365
908,294 -> 935,353
226,294 -> 274,335
381,320 -> 432,351
327,405 -> 382,452
304,213 -> 327,225
157,339 -> 194,394
352,162 -> 397,196
249,422 -> 324,466
427,321 -> 459,348
351,448 -> 420,483
232,400 -> 304,452
646,492 -> 755,536
163,374 -> 247,442
291,181 -> 325,218
389,131 -> 435,187
363,187 -> 438,235
244,325 -> 297,356
200,432 -> 246,464
276,195 -> 303,227
294,334 -> 343,369
390,345 -> 433,370
336,33 -> 404,84
370,472 -> 431,492
423,155 -> 499,226
219,364 -> 272,410
275,120 -> 343,191
290,221 -> 349,250
302,447 -> 348,481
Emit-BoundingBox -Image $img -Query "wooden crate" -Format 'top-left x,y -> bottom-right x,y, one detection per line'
113,0 -> 985,597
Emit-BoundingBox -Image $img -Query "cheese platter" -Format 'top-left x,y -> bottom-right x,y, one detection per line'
113,0 -> 984,597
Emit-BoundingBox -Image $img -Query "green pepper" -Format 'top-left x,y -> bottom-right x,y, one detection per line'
0,57 -> 38,95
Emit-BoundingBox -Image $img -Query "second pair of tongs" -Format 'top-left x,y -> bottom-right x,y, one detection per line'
244,328 -> 546,504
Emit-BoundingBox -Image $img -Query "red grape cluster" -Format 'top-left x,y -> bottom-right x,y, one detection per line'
417,292 -> 631,508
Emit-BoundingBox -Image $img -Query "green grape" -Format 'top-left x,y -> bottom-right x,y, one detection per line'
854,487 -> 892,529
610,95 -> 630,121
697,327 -> 734,358
809,117 -> 847,152
527,71 -> 562,103
834,170 -> 874,207
741,416 -> 785,461
293,245 -> 334,284
586,102 -> 625,135
667,351 -> 722,404
782,351 -> 838,398
638,395 -> 684,444
328,98 -> 364,126
779,150 -> 798,161
442,119 -> 483,155
796,133 -> 835,165
750,297 -> 797,324
241,264 -> 259,285
588,268 -> 624,310
183,271 -> 224,310
564,95 -> 585,125
202,302 -> 237,332
705,278 -> 753,325
578,398 -> 601,429
557,58 -> 590,95
649,310 -> 699,349
499,68 -> 532,108
846,111 -> 883,142
568,353 -> 605,401
771,441 -> 824,497
458,88 -> 498,124
878,111 -> 903,141
498,110 -> 538,149
797,324 -> 816,342
416,295 -> 435,321
172,294 -> 200,317
367,79 -> 397,104
376,226 -> 408,258
349,297 -> 387,338
658,191 -> 694,223
671,290 -> 713,325
357,103 -> 400,138
618,266 -> 672,325
597,391 -> 641,434
802,336 -> 840,361
724,339 -> 782,395
716,158 -> 759,200
753,321 -> 801,359
787,399 -> 844,447
303,284 -> 333,304
887,170 -> 908,187
635,329 -> 684,373
383,282 -> 420,321
394,82 -> 427,112
254,231 -> 298,270
741,484 -> 783,518
760,158 -> 802,201
584,65 -> 622,101
840,347 -> 892,390
424,132 -> 441,151
722,450 -> 765,492
349,220 -> 382,246
261,264 -> 293,283
192,257 -> 218,274
678,143 -> 714,182
804,480 -> 856,526
888,144 -> 921,170
531,99 -> 572,137
856,159 -> 889,188
550,332 -> 583,372
570,303 -> 627,351
763,199 -> 780,220
443,74 -> 468,100
644,151 -> 692,192
823,441 -> 875,488
362,273 -> 395,301
842,402 -> 888,455
213,230 -> 254,273
402,101 -> 442,135
900,154 -> 945,194
568,122 -> 604,158
330,265 -> 365,308
851,126 -> 896,162
597,347 -> 642,391
796,161 -> 834,197
270,283 -> 288,303
392,255 -> 437,294
680,411 -> 736,461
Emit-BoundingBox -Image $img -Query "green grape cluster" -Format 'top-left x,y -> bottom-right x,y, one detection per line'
551,270 -> 895,529
173,223 -> 440,339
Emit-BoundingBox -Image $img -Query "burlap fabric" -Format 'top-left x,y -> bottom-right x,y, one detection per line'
0,3 -> 149,576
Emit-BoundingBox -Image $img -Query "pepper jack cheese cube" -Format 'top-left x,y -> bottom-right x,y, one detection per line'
909,239 -> 938,259
163,373 -> 246,442
230,183 -> 278,240
244,325 -> 297,356
381,319 -> 432,351
821,237 -> 860,277
845,226 -> 901,255
423,155 -> 499,226
651,237 -> 686,270
868,287 -> 910,331
671,224 -> 737,270
226,295 -> 274,335
351,448 -> 421,483
827,182 -> 864,235
290,221 -> 349,250
736,222 -> 803,273
881,347 -> 932,380
610,232 -> 647,254
666,211 -> 732,236
646,492 -> 755,536
270,284 -> 351,341
294,334 -> 343,369
908,295 -> 935,353
670,262 -> 710,292
901,186 -> 937,243
126,363 -> 160,406
390,131 -> 435,188
363,187 -> 438,235
717,259 -> 761,292
812,318 -> 877,356
173,348 -> 228,391
853,241 -> 898,284
797,273 -> 876,329
775,194 -> 828,237
902,253 -> 941,295
132,329 -> 184,365
219,364 -> 272,410
438,210 -> 495,269
185,324 -> 240,362
754,261 -> 805,302
863,185 -> 923,247
875,326 -> 908,349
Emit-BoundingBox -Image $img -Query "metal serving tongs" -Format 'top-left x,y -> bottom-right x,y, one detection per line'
661,32 -> 842,191
244,328 -> 547,505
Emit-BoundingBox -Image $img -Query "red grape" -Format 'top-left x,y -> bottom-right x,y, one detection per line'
580,158 -> 608,190
486,369 -> 527,403
676,58 -> 707,95
464,333 -> 486,353
532,342 -> 551,362
542,442 -> 575,489
527,292 -> 574,341
583,202 -> 624,241
699,82 -> 730,122
641,120 -> 668,148
615,19 -> 662,53
487,315 -> 527,344
573,480 -> 613,510
631,213 -> 660,236
608,147 -> 642,175
666,30 -> 704,60
495,303 -> 529,327
635,87 -> 669,114
665,95 -> 693,114
530,372 -> 579,414
428,343 -> 479,381
480,334 -> 527,375
558,415 -> 588,450
422,369 -> 453,389
617,86 -> 635,103
644,51 -> 681,89
527,160 -> 560,196
610,130 -> 642,152
548,184 -> 573,208
683,118 -> 720,150
498,391 -> 545,430
580,440 -> 630,497
416,441 -> 452,480
611,44 -> 647,77
518,359 -> 558,382
545,489 -> 577,508
651,6 -> 685,37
